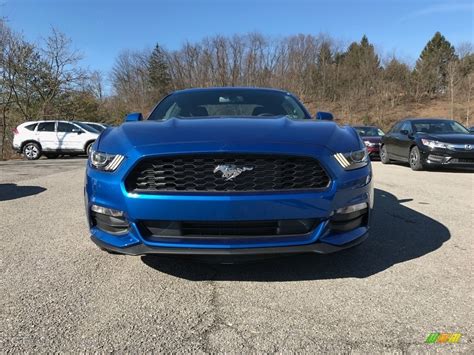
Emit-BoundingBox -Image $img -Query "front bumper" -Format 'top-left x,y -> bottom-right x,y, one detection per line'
367,146 -> 380,158
421,148 -> 474,167
91,231 -> 369,255
85,145 -> 373,255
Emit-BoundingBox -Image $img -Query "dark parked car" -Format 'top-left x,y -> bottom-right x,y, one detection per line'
353,126 -> 385,159
82,122 -> 110,132
380,118 -> 474,171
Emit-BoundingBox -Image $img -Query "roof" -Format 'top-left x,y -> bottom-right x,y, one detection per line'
171,86 -> 291,95
402,117 -> 454,121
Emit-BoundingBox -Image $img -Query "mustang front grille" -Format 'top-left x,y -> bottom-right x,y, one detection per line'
125,154 -> 330,193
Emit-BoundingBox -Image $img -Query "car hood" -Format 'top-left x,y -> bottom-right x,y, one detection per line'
98,117 -> 362,154
416,133 -> 474,144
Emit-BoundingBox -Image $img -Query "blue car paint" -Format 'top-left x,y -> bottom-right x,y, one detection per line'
85,88 -> 373,254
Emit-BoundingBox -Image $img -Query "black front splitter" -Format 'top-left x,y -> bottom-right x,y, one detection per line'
91,232 -> 368,256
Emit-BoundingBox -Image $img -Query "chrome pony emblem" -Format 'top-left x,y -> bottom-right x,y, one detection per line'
465,144 -> 473,150
213,164 -> 254,181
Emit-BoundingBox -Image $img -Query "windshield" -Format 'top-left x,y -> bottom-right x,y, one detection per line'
354,126 -> 384,137
412,120 -> 469,134
148,89 -> 310,120
74,122 -> 100,133
86,123 -> 106,132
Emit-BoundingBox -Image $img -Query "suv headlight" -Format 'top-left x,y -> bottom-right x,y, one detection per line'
90,150 -> 124,171
421,139 -> 451,150
333,148 -> 369,170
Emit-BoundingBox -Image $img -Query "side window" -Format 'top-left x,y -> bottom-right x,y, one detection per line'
37,122 -> 55,132
400,122 -> 412,133
57,122 -> 75,133
390,122 -> 402,133
25,123 -> 38,131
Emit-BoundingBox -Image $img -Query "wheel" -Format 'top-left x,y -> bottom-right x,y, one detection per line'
23,142 -> 41,160
85,142 -> 94,156
380,145 -> 390,164
44,153 -> 59,159
409,146 -> 424,171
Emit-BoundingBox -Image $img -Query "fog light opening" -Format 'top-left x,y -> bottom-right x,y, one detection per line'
336,202 -> 368,215
331,202 -> 369,234
90,204 -> 129,235
91,204 -> 124,217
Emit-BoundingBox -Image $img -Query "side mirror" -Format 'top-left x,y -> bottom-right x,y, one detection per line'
125,112 -> 143,122
315,111 -> 334,121
400,129 -> 409,135
72,128 -> 82,134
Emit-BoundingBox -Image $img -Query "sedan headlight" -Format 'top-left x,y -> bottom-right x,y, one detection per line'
333,148 -> 369,170
90,150 -> 125,171
421,139 -> 452,150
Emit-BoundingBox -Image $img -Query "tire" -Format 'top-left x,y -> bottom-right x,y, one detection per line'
409,146 -> 424,171
44,153 -> 59,159
85,142 -> 94,156
380,144 -> 391,164
23,142 -> 41,160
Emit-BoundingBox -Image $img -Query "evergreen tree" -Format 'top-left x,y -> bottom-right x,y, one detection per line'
340,35 -> 380,98
415,32 -> 457,95
148,44 -> 171,99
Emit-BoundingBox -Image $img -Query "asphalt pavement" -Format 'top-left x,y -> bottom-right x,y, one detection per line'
0,158 -> 473,352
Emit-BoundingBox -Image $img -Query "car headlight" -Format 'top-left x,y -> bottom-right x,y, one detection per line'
333,148 -> 369,170
421,139 -> 452,150
89,150 -> 125,171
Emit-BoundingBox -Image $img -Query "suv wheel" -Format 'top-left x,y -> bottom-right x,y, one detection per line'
23,142 -> 41,160
409,146 -> 424,171
85,142 -> 94,156
380,145 -> 390,164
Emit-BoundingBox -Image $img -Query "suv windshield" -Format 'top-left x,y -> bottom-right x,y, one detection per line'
354,126 -> 384,137
412,120 -> 469,134
148,89 -> 310,120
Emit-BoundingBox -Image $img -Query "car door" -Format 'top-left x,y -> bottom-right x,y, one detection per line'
36,121 -> 59,151
56,121 -> 78,151
394,121 -> 414,160
382,122 -> 401,159
68,123 -> 88,151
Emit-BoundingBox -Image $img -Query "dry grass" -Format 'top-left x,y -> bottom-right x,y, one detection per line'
306,97 -> 473,130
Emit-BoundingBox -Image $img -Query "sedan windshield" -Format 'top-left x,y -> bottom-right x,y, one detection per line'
354,126 -> 384,137
412,120 -> 469,134
74,122 -> 100,133
148,89 -> 310,120
86,123 -> 106,132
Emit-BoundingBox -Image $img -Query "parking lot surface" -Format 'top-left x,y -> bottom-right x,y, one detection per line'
1,159 -> 473,352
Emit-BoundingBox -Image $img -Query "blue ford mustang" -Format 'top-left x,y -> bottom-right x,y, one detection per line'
85,87 -> 373,255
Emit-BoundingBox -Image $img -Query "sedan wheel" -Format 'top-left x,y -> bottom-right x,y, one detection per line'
409,146 -> 424,171
23,143 -> 41,160
380,145 -> 390,164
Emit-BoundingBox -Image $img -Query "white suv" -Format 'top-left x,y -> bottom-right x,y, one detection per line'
13,120 -> 100,160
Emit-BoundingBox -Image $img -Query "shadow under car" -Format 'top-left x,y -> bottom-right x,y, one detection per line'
141,188 -> 450,281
